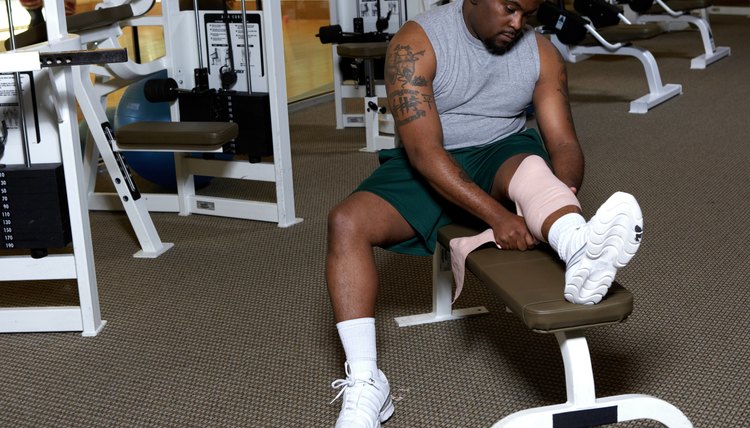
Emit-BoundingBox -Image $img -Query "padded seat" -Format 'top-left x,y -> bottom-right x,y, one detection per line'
4,4 -> 134,50
116,121 -> 239,151
438,224 -> 633,333
579,22 -> 664,46
646,0 -> 713,13
336,42 -> 388,60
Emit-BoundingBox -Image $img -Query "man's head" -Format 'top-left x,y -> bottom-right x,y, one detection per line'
463,0 -> 542,55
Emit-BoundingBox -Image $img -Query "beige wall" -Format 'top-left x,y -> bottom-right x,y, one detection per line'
281,0 -> 329,20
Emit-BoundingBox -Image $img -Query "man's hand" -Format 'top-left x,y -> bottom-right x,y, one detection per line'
491,214 -> 538,251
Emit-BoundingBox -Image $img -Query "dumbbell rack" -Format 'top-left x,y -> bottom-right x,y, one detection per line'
0,0 -> 107,336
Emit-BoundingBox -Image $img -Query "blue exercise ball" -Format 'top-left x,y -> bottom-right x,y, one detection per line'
114,71 -> 230,189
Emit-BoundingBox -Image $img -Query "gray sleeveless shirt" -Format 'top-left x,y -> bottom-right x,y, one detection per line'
411,0 -> 540,150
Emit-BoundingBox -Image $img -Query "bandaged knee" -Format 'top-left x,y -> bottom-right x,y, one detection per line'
507,155 -> 580,241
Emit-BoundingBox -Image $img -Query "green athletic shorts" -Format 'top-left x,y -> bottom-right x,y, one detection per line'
355,128 -> 550,256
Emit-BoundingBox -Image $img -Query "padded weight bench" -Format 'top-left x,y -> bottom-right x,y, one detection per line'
336,42 -> 398,152
395,224 -> 693,427
115,121 -> 239,152
627,0 -> 731,69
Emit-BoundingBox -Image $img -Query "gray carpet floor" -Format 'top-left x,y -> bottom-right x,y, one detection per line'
1,14 -> 749,428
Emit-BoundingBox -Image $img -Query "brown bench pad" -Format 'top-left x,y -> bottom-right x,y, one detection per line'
438,224 -> 633,333
579,23 -> 665,46
116,121 -> 239,151
646,0 -> 712,13
336,42 -> 388,59
4,5 -> 134,50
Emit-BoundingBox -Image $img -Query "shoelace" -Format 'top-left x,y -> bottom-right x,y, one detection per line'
329,363 -> 378,405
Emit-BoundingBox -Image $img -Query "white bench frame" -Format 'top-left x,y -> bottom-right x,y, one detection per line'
629,0 -> 731,69
548,31 -> 682,114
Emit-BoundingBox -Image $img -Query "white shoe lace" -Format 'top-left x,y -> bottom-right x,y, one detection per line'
330,363 -> 380,405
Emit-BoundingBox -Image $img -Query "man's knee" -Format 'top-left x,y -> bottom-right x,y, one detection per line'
327,194 -> 378,244
508,155 -> 580,240
328,192 -> 415,248
327,203 -> 359,241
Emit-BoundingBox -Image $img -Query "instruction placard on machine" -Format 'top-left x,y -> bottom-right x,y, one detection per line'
202,12 -> 267,93
358,0 -> 403,34
0,73 -> 40,154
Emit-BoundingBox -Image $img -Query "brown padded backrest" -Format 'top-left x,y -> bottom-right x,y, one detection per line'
438,224 -> 633,333
68,4 -> 135,33
116,121 -> 239,151
336,42 -> 389,59
647,0 -> 713,13
4,4 -> 134,50
579,23 -> 664,46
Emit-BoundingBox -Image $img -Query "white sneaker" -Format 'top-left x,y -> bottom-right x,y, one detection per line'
564,192 -> 643,305
331,363 -> 394,428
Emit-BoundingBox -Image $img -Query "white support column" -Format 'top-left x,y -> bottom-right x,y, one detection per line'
74,64 -> 174,258
53,63 -> 106,336
264,1 -> 303,228
360,96 -> 398,152
492,330 -> 693,427
394,242 -> 488,327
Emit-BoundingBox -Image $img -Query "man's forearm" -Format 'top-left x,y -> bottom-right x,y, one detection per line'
550,142 -> 585,192
407,145 -> 513,227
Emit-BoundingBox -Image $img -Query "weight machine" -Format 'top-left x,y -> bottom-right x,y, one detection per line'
0,0 -> 119,335
321,0 -> 434,152
72,0 -> 302,258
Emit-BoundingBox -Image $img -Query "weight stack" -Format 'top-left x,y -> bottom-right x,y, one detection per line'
215,92 -> 273,160
0,163 -> 72,250
177,90 -> 274,160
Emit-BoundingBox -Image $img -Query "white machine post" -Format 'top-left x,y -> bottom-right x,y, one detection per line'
264,0 -> 302,227
394,241 -> 488,327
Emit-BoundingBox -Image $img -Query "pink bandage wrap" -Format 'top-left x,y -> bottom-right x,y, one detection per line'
507,155 -> 580,241
447,155 -> 581,302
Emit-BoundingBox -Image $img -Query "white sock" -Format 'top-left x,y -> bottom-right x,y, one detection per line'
337,317 -> 378,374
548,213 -> 587,263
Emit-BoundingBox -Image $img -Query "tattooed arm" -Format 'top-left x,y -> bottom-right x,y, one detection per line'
385,22 -> 534,250
532,33 -> 585,194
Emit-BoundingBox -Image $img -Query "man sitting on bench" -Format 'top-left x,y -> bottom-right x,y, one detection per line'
326,0 -> 643,426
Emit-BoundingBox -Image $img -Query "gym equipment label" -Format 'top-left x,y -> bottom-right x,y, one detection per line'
203,12 -> 266,93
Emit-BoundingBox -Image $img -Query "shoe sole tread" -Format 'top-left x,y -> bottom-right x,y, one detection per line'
565,193 -> 642,305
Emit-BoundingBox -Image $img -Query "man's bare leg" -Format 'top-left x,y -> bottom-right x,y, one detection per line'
326,191 -> 414,427
327,191 -> 415,322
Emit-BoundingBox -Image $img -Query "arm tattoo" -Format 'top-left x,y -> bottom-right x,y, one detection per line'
553,48 -> 570,101
552,47 -> 574,126
386,44 -> 433,126
385,43 -> 427,88
389,89 -> 434,125
450,156 -> 473,184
